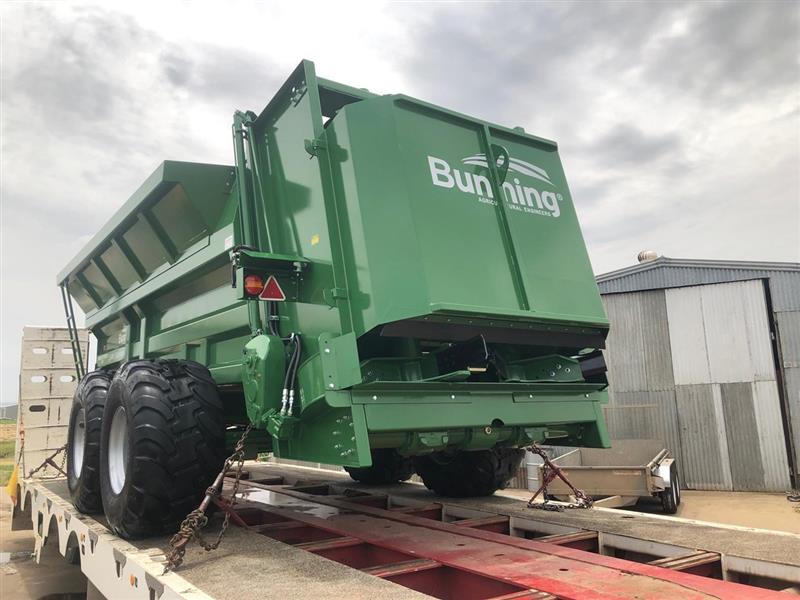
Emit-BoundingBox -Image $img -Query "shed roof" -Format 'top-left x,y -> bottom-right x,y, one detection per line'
597,256 -> 800,283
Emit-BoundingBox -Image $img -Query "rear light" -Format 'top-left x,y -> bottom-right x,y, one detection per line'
244,274 -> 264,296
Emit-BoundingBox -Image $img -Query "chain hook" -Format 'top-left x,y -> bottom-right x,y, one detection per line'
526,442 -> 593,512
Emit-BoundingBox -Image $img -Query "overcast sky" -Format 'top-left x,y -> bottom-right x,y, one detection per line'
1,1 -> 798,406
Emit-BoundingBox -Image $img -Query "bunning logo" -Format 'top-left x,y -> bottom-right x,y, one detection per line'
427,154 -> 563,218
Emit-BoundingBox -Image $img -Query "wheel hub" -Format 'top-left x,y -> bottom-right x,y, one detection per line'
72,408 -> 86,477
108,406 -> 128,494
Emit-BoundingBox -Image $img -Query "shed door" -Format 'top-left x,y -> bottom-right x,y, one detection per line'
666,280 -> 791,491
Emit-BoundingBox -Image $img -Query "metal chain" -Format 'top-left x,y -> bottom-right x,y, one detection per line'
58,443 -> 67,475
16,430 -> 25,478
526,443 -> 593,512
27,444 -> 68,479
165,424 -> 253,572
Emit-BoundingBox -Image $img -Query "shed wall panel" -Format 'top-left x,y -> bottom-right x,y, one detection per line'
602,290 -> 674,392
700,280 -> 772,383
719,382 -> 764,491
766,274 -> 800,313
751,380 -> 793,490
776,311 -> 800,475
784,368 -> 800,472
665,287 -> 711,385
638,291 -> 675,391
778,311 -> 800,367
675,384 -> 732,490
738,281 -> 777,382
602,294 -> 647,392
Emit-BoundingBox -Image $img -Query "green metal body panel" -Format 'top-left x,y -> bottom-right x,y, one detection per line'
58,60 -> 610,467
243,334 -> 285,425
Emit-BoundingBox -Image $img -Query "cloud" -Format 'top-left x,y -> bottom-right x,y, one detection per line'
159,44 -> 282,107
643,2 -> 800,107
397,2 -> 681,135
583,124 -> 683,167
1,4 -> 284,240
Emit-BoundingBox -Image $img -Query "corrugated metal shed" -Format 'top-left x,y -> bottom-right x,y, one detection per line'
597,257 -> 800,311
597,257 -> 800,490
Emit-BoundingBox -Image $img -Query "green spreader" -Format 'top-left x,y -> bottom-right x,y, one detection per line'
59,60 -> 610,514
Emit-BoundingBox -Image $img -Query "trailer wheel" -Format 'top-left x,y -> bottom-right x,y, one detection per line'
414,447 -> 524,497
660,464 -> 679,514
99,359 -> 226,539
344,449 -> 415,484
67,371 -> 112,513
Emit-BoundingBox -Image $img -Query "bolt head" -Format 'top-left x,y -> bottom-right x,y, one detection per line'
324,348 -> 331,354
329,383 -> 335,388
450,394 -> 456,399
372,395 -> 378,400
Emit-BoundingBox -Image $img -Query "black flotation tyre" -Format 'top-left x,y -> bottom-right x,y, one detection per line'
99,359 -> 226,539
67,370 -> 113,514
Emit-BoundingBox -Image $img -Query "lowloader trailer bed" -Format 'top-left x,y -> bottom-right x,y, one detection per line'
14,463 -> 800,600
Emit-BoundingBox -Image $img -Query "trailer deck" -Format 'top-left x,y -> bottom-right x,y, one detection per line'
14,463 -> 800,599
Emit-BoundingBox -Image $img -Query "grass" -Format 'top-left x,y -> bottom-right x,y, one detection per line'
0,463 -> 12,486
0,439 -> 15,459
0,420 -> 16,486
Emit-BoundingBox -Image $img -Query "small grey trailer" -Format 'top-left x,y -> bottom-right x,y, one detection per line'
538,439 -> 680,513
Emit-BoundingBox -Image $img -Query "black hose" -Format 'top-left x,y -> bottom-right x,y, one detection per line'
293,337 -> 302,386
283,334 -> 301,393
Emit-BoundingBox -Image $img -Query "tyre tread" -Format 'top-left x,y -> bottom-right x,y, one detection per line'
101,359 -> 225,539
68,370 -> 113,513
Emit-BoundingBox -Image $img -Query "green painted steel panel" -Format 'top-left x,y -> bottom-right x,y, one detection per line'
149,184 -> 208,254
325,96 -> 607,335
99,243 -> 139,291
489,127 -> 605,322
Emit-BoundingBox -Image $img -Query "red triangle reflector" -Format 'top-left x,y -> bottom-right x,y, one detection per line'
259,275 -> 286,301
